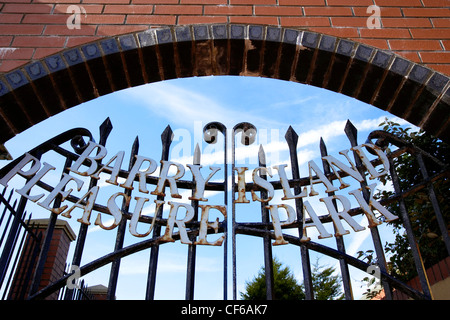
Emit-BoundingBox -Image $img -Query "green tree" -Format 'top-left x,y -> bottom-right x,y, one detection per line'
241,258 -> 304,300
370,118 -> 449,282
240,258 -> 343,300
310,260 -> 344,300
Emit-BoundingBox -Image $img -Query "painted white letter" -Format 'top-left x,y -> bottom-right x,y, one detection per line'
121,155 -> 158,193
320,195 -> 365,237
187,164 -> 221,201
69,141 -> 107,176
151,161 -> 185,198
251,166 -> 274,202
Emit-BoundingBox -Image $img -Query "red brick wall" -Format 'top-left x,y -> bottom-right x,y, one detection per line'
0,0 -> 449,75
8,219 -> 75,300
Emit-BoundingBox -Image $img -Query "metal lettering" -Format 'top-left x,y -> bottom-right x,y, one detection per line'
308,160 -> 338,196
351,143 -> 390,179
266,204 -> 296,246
195,205 -> 227,246
90,151 -> 125,185
320,194 -> 365,237
128,198 -> 162,237
301,201 -> 333,242
348,183 -> 398,227
322,149 -> 364,189
251,166 -> 274,202
38,172 -> 84,214
187,164 -> 221,201
16,162 -> 56,202
151,160 -> 185,198
161,202 -> 194,244
234,166 -> 250,203
69,141 -> 107,176
0,153 -> 41,187
62,185 -> 99,224
121,155 -> 158,193
273,164 -> 307,200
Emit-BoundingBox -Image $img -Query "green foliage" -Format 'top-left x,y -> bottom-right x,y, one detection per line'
310,260 -> 344,300
375,118 -> 450,282
240,258 -> 344,300
240,258 -> 305,300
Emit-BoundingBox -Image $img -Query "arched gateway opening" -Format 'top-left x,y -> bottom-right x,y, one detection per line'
0,24 -> 449,302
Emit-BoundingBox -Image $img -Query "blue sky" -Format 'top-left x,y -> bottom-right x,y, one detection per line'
1,75 -> 414,300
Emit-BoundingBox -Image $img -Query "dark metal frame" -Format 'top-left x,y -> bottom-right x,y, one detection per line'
0,118 -> 448,300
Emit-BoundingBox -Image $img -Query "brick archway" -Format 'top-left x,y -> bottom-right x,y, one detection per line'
0,24 -> 449,147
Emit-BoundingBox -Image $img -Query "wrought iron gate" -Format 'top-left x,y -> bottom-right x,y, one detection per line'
0,118 -> 448,300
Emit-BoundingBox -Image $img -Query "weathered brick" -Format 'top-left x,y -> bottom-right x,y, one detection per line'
326,0 -> 372,5
304,7 -> 353,16
0,24 -> 44,35
382,18 -> 433,28
281,17 -> 330,27
178,15 -> 228,24
103,5 -> 154,14
410,29 -> 450,39
229,16 -> 278,25
132,0 -> 178,3
278,0 -> 324,5
403,8 -> 450,17
0,14 -> 23,24
53,4 -> 104,14
421,0 -> 450,6
433,18 -> 450,28
0,36 -> 13,47
12,36 -> 66,47
255,6 -> 303,16
154,5 -> 203,15
389,39 -> 442,51
204,5 -> 253,15
22,14 -> 69,24
2,3 -> 52,13
375,0 -> 423,6
44,25 -> 96,36
359,28 -> 412,39
126,15 -> 177,25
96,24 -> 148,36
182,0 -> 227,4
420,52 -> 450,64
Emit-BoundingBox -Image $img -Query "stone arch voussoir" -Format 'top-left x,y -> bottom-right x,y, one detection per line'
0,24 -> 449,147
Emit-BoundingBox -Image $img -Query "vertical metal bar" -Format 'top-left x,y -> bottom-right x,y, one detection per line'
4,216 -> 32,299
285,126 -> 314,300
222,129 -> 228,301
258,145 -> 274,300
388,156 -> 433,300
65,118 -> 112,300
344,120 -> 393,300
0,193 -> 28,290
185,144 -> 200,300
0,190 -> 15,248
17,220 -> 41,300
29,157 -> 72,297
231,129 -> 236,300
203,122 -> 228,300
319,137 -> 354,300
0,188 -> 13,233
416,153 -> 450,256
146,125 -> 173,300
231,122 -> 257,300
107,136 -> 139,300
